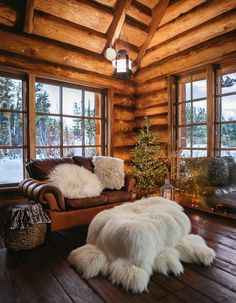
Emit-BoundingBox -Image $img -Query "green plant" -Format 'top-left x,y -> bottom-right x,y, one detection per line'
131,118 -> 168,195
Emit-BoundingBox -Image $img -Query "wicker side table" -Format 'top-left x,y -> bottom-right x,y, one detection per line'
4,202 -> 51,251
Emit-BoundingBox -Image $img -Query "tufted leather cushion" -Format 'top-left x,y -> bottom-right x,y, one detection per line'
26,158 -> 74,181
73,156 -> 94,172
65,193 -> 109,209
65,190 -> 133,210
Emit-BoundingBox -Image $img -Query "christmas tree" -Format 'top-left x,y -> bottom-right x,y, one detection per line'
131,118 -> 168,195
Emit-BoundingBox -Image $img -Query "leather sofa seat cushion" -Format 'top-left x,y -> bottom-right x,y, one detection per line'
26,158 -> 74,180
65,191 -> 132,209
73,156 -> 94,172
103,190 -> 132,203
65,194 -> 109,209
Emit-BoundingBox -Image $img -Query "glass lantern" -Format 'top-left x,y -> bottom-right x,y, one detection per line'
113,49 -> 133,79
160,178 -> 175,201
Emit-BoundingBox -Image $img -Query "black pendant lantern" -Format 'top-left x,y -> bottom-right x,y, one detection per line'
113,49 -> 133,80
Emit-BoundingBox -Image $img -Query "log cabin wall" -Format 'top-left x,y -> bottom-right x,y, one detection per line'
0,0 -> 137,208
134,0 -> 236,159
0,0 -> 236,184
0,0 -> 137,173
112,93 -> 136,170
135,77 -> 169,158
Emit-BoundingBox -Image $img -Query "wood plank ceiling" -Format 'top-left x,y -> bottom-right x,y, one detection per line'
0,0 -> 236,78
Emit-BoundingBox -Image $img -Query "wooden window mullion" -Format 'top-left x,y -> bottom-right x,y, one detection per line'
60,86 -> 63,157
206,64 -> 215,157
82,90 -> 85,157
27,74 -> 36,161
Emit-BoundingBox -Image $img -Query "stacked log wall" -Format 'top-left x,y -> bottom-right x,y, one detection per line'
1,0 -> 236,173
135,33 -> 236,161
134,32 -> 236,161
135,77 -> 169,158
0,2 -> 137,172
112,93 -> 136,171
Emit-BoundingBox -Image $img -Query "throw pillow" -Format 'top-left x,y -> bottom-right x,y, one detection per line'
208,158 -> 230,186
92,156 -> 125,190
48,163 -> 104,199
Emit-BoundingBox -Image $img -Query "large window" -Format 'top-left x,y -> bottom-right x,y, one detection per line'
175,63 -> 236,160
176,72 -> 207,157
0,73 -> 107,187
35,80 -> 106,158
0,74 -> 26,185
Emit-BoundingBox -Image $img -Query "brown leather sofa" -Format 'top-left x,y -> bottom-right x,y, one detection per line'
18,157 -> 137,231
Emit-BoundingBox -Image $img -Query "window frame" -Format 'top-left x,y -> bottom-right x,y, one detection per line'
176,71 -> 208,158
0,72 -> 108,188
215,65 -> 236,158
172,60 -> 236,171
34,78 -> 107,159
0,71 -> 27,187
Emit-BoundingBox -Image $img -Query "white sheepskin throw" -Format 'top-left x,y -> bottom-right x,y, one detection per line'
48,163 -> 103,199
68,197 -> 216,293
92,156 -> 125,190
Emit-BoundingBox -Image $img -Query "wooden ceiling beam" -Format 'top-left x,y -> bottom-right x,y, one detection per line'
104,0 -> 132,49
136,0 -> 160,10
0,28 -> 113,76
141,10 -> 236,68
33,12 -> 107,54
134,0 -> 169,67
0,3 -> 17,27
132,0 -> 152,16
135,32 -> 236,83
126,1 -> 152,26
148,0 -> 236,49
35,0 -> 112,34
123,19 -> 148,47
93,0 -> 116,9
24,0 -> 35,34
0,52 -> 135,94
160,0 -> 206,27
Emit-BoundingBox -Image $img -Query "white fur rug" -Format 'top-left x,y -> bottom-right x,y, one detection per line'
68,197 -> 216,293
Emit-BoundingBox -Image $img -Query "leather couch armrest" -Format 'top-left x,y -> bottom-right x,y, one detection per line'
124,173 -> 137,193
18,178 -> 65,211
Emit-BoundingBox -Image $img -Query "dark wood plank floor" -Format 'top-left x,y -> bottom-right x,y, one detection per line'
0,209 -> 236,303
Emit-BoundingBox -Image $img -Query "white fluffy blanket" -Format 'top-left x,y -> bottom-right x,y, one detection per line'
68,197 -> 215,293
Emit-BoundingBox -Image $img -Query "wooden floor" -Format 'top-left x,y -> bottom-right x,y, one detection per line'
0,209 -> 236,303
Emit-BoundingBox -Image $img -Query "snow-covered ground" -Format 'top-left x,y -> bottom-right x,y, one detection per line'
0,159 -> 23,183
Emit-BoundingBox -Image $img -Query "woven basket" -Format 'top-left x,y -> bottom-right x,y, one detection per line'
4,223 -> 47,251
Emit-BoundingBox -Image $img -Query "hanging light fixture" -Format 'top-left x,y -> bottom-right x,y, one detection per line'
104,11 -> 133,80
112,49 -> 133,79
